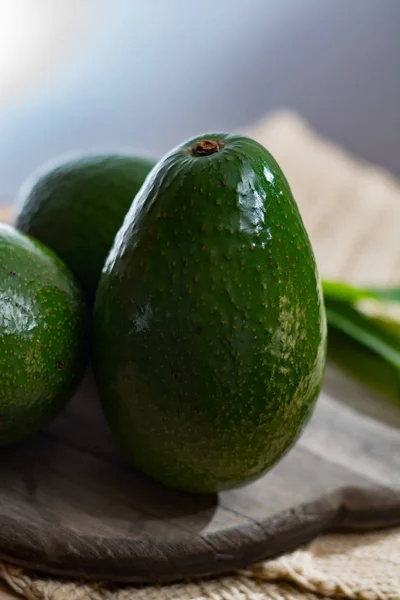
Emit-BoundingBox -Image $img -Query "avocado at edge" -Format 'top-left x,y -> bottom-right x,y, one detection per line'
15,154 -> 156,305
93,133 -> 327,493
0,224 -> 88,445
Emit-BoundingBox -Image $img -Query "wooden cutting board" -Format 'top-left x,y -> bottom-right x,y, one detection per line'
0,365 -> 398,584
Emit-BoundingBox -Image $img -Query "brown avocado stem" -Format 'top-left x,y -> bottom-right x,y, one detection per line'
190,139 -> 223,157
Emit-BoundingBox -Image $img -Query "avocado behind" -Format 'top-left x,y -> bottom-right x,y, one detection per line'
93,134 -> 326,493
0,224 -> 87,446
16,154 -> 155,304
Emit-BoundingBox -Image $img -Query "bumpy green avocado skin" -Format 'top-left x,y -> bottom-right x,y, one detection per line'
93,134 -> 326,493
16,154 -> 155,304
0,224 -> 87,446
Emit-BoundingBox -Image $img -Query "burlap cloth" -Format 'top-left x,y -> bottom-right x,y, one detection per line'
0,111 -> 399,599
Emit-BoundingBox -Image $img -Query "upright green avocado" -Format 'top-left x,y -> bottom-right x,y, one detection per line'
0,224 -> 87,446
93,134 -> 326,493
16,154 -> 155,304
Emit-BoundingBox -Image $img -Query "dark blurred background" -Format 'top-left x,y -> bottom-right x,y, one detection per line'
1,0 -> 399,205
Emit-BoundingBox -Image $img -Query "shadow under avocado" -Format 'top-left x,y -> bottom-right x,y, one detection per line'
0,367 -> 218,537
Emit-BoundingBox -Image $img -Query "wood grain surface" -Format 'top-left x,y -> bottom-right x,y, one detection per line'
0,366 -> 398,584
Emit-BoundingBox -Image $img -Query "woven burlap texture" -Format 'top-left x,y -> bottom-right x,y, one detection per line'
1,111 -> 400,599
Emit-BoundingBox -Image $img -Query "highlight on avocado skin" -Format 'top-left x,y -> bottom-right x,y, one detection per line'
93,133 -> 327,494
0,224 -> 88,446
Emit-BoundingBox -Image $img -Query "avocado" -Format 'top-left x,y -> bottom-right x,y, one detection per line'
93,134 -> 326,493
16,154 -> 156,304
0,224 -> 87,446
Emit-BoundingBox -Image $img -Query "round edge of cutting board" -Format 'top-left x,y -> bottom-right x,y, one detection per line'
0,486 -> 399,583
